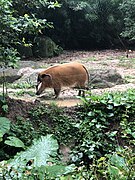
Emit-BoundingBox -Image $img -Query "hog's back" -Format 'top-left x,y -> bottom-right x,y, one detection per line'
41,62 -> 88,87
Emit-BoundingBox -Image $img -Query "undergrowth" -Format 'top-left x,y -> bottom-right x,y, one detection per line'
29,104 -> 80,145
0,89 -> 135,179
71,89 -> 135,167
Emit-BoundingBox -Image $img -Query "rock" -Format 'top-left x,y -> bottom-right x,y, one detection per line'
15,67 -> 42,85
16,45 -> 33,58
0,68 -> 22,83
0,61 -> 40,84
90,69 -> 124,89
32,36 -> 56,58
17,67 -> 34,76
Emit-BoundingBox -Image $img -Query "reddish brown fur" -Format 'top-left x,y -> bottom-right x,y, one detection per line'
36,62 -> 89,98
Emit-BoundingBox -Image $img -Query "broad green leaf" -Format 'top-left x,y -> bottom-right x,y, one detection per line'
10,135 -> 58,167
107,104 -> 113,109
88,111 -> 95,116
0,132 -> 3,142
96,124 -> 101,129
108,165 -> 120,177
0,117 -> 10,136
109,131 -> 118,137
110,154 -> 128,171
131,132 -> 135,138
46,164 -> 75,178
113,102 -> 121,107
108,113 -> 114,117
5,136 -> 25,149
0,132 -> 3,138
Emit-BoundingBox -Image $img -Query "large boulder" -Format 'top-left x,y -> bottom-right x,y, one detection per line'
90,69 -> 124,88
33,36 -> 57,58
17,37 -> 63,58
17,45 -> 33,58
0,68 -> 22,84
16,67 -> 42,85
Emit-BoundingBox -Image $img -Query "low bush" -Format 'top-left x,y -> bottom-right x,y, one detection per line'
72,90 -> 135,166
0,89 -> 134,179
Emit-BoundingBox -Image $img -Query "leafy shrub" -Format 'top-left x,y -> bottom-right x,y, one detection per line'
10,116 -> 37,146
0,95 -> 8,116
0,47 -> 20,69
0,117 -> 25,161
71,147 -> 135,180
120,0 -> 135,41
71,89 -> 135,166
107,147 -> 135,179
0,89 -> 135,179
29,103 -> 80,145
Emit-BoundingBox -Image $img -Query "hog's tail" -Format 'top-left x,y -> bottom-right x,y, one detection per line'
82,65 -> 90,89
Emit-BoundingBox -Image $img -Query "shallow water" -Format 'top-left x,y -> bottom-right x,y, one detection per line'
42,98 -> 81,107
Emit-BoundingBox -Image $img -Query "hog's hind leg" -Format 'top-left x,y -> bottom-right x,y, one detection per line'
78,89 -> 85,97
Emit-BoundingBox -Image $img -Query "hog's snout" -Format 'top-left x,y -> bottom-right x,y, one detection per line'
36,82 -> 42,95
36,85 -> 39,95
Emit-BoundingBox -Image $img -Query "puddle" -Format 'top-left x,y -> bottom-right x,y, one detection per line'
41,98 -> 81,107
35,89 -> 82,107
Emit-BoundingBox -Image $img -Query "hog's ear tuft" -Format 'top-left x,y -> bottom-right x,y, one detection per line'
41,74 -> 47,78
41,74 -> 52,80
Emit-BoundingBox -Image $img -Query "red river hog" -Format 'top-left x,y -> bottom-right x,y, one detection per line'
36,62 -> 89,98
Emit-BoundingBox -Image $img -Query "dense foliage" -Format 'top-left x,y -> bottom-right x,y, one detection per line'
1,0 -> 135,61
72,90 -> 135,165
0,0 -> 60,67
0,0 -> 60,99
120,0 -> 135,42
37,0 -> 135,49
0,89 -> 135,179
